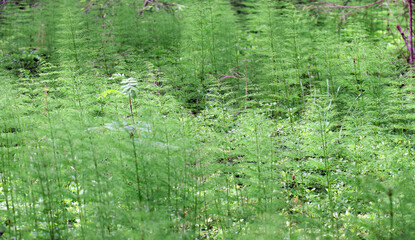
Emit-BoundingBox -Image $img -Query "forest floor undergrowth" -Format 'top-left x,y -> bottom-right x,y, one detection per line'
1,0 -> 415,239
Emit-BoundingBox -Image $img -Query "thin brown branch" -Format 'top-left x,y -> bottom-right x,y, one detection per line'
397,25 -> 412,56
409,0 -> 413,64
143,0 -> 153,8
340,9 -> 358,22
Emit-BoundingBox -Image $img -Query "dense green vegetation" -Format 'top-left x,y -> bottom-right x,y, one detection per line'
1,0 -> 414,239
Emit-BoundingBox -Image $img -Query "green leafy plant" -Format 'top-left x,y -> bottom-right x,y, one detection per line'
0,0 -> 414,239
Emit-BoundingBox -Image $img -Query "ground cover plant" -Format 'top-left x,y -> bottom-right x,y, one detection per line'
0,0 -> 414,239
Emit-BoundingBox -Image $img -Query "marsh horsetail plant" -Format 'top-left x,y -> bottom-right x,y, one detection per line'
0,0 -> 414,239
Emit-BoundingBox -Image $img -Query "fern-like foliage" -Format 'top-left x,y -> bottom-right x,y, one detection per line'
121,77 -> 138,96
